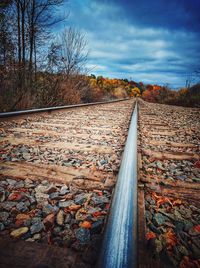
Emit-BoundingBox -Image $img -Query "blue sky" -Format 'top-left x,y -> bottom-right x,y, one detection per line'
56,0 -> 200,88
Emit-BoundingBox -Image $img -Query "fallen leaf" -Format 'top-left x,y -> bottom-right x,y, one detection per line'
146,232 -> 156,240
80,221 -> 92,229
164,228 -> 177,250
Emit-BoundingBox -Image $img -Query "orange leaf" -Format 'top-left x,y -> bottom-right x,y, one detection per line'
146,232 -> 156,240
165,228 -> 177,249
92,211 -> 102,217
80,221 -> 92,229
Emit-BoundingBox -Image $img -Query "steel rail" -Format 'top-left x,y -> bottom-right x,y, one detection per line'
0,98 -> 129,118
97,101 -> 138,268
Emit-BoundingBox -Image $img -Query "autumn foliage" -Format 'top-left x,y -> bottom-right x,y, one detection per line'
142,83 -> 200,107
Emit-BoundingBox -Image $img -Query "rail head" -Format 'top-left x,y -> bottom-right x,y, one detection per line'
97,101 -> 138,268
0,98 -> 130,118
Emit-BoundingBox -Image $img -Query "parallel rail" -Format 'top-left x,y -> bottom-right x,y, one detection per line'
98,101 -> 138,268
0,98 -> 129,118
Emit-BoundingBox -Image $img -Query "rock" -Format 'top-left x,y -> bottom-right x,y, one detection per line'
0,187 -> 6,202
16,202 -> 28,212
91,195 -> 109,205
2,201 -> 17,211
45,186 -> 58,194
35,192 -> 48,203
64,213 -> 72,224
10,227 -> 29,238
61,228 -> 75,242
49,192 -> 60,200
43,213 -> 55,230
35,185 -> 49,202
16,213 -> 30,221
75,193 -> 87,205
75,227 -> 90,244
15,181 -> 25,189
26,195 -> 36,205
33,233 -> 41,240
190,243 -> 200,259
58,200 -> 74,208
153,213 -> 166,226
68,204 -> 81,211
100,159 -> 107,165
145,210 -> 152,221
6,179 -> 17,186
53,226 -> 62,235
0,211 -> 9,222
30,217 -> 44,234
183,221 -> 193,232
42,203 -> 58,215
60,186 -> 69,195
0,222 -> 5,231
148,223 -> 161,234
155,239 -> 163,254
91,220 -> 103,234
177,245 -> 189,256
56,210 -> 65,226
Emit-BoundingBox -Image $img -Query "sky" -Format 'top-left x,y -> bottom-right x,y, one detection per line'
57,0 -> 200,88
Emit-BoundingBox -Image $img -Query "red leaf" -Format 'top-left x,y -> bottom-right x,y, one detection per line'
146,232 -> 156,240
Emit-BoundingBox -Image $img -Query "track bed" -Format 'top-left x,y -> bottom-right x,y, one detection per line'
0,99 -> 135,268
138,99 -> 200,268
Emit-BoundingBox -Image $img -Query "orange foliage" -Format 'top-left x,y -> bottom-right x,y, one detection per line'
146,232 -> 156,240
80,221 -> 92,229
152,192 -> 182,209
164,228 -> 177,250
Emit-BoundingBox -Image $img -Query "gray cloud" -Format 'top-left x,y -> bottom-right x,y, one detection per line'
57,0 -> 200,87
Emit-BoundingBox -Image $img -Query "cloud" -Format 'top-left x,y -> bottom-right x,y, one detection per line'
57,0 -> 200,88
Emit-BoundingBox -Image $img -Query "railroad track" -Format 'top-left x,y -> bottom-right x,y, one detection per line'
0,98 -> 199,268
0,99 -> 136,268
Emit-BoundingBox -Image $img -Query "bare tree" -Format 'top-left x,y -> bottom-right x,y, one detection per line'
60,27 -> 88,78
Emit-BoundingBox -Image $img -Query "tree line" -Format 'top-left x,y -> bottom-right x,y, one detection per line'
0,0 -> 93,112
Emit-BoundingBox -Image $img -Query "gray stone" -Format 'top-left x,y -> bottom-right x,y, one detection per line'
91,220 -> 103,234
16,202 -> 28,212
6,179 -> 16,186
58,200 -> 74,208
49,192 -> 60,200
42,203 -> 59,215
60,186 -> 69,195
15,181 -> 25,189
75,193 -> 87,205
64,213 -> 72,224
0,187 -> 6,202
0,211 -> 9,222
91,195 -> 109,205
30,217 -> 44,234
153,213 -> 166,226
0,222 -> 5,231
75,227 -> 90,244
2,201 -> 17,211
